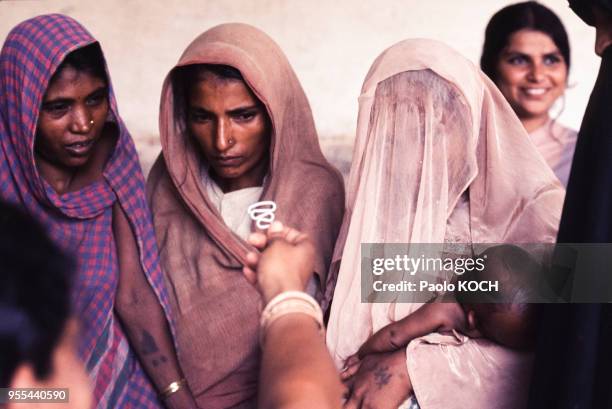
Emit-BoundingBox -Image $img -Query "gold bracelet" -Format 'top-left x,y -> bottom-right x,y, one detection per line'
159,378 -> 186,400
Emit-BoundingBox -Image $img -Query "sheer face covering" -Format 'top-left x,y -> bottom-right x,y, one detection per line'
325,38 -> 563,409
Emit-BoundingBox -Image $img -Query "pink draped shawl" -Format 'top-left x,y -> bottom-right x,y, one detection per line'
326,39 -> 564,409
147,23 -> 344,408
530,119 -> 577,187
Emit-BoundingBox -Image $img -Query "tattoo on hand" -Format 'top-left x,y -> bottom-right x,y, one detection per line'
141,330 -> 159,355
374,365 -> 392,389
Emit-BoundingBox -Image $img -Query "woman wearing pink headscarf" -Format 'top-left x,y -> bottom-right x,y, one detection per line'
325,39 -> 564,409
147,23 -> 344,408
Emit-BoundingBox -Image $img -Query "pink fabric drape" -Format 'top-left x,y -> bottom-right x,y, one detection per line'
147,23 -> 344,408
530,119 -> 577,187
326,39 -> 564,409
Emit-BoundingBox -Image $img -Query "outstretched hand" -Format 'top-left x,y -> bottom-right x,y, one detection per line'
243,221 -> 315,303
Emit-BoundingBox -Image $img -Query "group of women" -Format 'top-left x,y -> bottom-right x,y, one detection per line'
0,1 -> 590,408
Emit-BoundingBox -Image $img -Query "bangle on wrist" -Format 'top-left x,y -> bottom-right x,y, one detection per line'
159,378 -> 186,400
260,290 -> 324,345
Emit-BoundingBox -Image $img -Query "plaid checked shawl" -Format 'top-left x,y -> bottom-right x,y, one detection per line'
0,14 -> 171,408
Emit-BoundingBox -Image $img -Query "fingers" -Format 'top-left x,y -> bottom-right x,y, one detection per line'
268,221 -> 284,233
252,222 -> 311,249
343,390 -> 363,409
266,222 -> 310,245
242,266 -> 257,285
247,232 -> 267,249
284,226 -> 310,244
345,354 -> 360,368
245,250 -> 259,267
266,222 -> 292,242
341,359 -> 361,381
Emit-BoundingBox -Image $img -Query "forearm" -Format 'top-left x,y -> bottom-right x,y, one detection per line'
259,314 -> 342,409
116,293 -> 195,408
388,318 -> 436,349
360,309 -> 441,356
112,203 -> 195,407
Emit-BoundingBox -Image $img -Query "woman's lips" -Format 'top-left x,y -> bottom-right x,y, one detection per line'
521,87 -> 549,97
65,139 -> 95,156
215,156 -> 243,166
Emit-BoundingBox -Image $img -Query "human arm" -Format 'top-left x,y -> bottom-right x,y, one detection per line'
243,222 -> 343,409
342,301 -> 466,380
344,349 -> 412,409
112,203 -> 196,409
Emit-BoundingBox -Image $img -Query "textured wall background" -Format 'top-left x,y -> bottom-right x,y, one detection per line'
0,0 -> 599,176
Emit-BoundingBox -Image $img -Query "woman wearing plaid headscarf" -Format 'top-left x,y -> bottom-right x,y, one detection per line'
0,15 -> 193,408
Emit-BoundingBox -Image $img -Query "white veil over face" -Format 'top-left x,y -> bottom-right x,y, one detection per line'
361,70 -> 473,244
325,39 -> 564,367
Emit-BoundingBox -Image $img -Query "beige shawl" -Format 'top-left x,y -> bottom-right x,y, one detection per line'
325,39 -> 564,409
147,23 -> 344,408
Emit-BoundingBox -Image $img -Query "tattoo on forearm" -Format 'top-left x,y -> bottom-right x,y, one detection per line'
374,364 -> 392,389
141,330 -> 159,355
140,330 -> 170,367
152,356 -> 168,367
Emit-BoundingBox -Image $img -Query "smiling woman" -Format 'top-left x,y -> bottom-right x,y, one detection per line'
494,29 -> 567,130
481,1 -> 577,187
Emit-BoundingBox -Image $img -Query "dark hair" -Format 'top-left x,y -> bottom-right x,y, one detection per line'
50,42 -> 108,86
180,64 -> 244,83
171,63 -> 254,128
457,245 -> 541,306
457,245 -> 541,349
172,64 -> 245,105
480,1 -> 570,82
569,0 -> 612,26
0,201 -> 73,387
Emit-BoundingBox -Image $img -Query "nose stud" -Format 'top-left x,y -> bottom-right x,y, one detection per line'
89,120 -> 94,125
228,137 -> 235,145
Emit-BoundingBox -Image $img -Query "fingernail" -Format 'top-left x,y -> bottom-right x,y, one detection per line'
269,221 -> 283,232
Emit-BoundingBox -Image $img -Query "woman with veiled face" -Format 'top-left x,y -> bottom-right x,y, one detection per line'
481,1 -> 576,187
147,23 -> 344,408
0,14 -> 191,409
326,39 -> 564,409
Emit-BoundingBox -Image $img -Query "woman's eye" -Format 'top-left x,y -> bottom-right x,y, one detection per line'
190,111 -> 212,123
543,55 -> 562,65
42,102 -> 69,114
86,94 -> 107,107
234,111 -> 257,122
507,55 -> 528,65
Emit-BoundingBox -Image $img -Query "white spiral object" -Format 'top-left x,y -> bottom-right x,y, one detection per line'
247,200 -> 277,229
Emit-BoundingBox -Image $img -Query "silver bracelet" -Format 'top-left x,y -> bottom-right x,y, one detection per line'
260,291 -> 324,345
